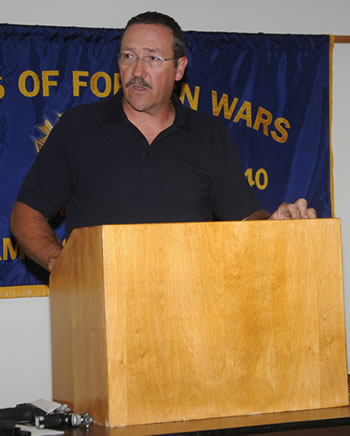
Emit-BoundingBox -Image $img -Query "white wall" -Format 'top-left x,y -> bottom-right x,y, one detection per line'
1,0 -> 349,407
1,0 -> 350,34
0,297 -> 52,406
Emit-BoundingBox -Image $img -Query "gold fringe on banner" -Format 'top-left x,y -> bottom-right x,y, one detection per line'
0,285 -> 49,299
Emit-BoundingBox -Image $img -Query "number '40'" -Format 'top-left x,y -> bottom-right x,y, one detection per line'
244,168 -> 268,190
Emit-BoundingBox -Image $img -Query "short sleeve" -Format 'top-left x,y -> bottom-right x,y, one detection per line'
16,114 -> 74,220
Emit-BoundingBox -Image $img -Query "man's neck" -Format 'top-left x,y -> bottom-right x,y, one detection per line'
122,98 -> 175,144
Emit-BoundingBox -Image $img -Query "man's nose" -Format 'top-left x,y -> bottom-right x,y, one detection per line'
132,57 -> 147,76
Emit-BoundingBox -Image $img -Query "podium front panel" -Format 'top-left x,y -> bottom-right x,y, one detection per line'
50,219 -> 348,427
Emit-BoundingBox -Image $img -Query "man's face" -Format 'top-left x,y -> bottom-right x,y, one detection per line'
119,23 -> 187,116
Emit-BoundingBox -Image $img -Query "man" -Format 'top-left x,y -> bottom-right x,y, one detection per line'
10,11 -> 316,273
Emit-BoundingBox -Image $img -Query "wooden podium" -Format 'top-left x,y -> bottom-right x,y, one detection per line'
49,219 -> 349,428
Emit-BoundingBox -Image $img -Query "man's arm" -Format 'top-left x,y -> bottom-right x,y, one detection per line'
245,198 -> 317,221
10,201 -> 63,272
243,209 -> 270,220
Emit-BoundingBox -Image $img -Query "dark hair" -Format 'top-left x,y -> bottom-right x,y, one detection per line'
121,11 -> 186,60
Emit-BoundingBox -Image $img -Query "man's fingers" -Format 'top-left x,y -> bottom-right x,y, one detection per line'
294,198 -> 308,218
270,198 -> 317,220
287,203 -> 301,219
294,198 -> 317,219
306,207 -> 317,219
296,199 -> 309,219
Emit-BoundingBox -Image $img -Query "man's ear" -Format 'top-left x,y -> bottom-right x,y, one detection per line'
175,56 -> 188,81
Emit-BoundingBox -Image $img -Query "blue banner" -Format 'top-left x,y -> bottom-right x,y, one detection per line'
0,24 -> 332,289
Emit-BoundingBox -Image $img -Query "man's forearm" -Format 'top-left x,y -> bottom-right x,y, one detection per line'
243,209 -> 271,220
10,202 -> 63,272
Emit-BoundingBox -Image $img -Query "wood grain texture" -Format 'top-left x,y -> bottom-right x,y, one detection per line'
49,219 -> 348,427
50,225 -> 109,424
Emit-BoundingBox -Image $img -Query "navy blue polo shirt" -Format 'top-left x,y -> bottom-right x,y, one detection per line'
17,91 -> 261,237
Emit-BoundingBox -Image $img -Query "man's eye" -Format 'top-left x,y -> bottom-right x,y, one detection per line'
120,53 -> 134,61
150,56 -> 162,63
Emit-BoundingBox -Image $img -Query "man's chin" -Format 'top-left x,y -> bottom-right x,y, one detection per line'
123,95 -> 152,113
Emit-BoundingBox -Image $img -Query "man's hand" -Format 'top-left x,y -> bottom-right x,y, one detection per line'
270,198 -> 317,220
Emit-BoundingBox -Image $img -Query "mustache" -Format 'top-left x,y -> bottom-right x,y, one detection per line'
125,77 -> 152,89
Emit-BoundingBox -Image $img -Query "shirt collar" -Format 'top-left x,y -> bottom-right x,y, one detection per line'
97,90 -> 189,128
